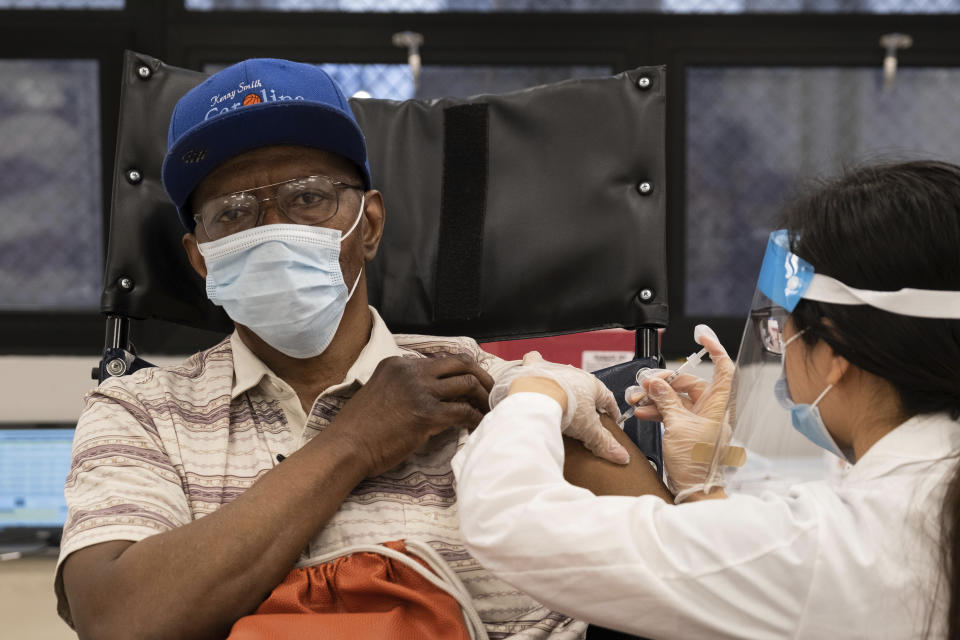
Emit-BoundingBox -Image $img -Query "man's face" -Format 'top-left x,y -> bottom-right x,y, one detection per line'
182,144 -> 383,282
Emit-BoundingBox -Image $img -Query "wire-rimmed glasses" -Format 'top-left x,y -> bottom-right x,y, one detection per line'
193,174 -> 364,240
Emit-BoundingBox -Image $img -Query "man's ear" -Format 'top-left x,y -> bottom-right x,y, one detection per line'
360,190 -> 385,263
182,233 -> 207,279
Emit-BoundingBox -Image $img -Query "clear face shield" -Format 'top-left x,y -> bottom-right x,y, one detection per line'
701,230 -> 960,495
721,296 -> 838,493
713,232 -> 835,493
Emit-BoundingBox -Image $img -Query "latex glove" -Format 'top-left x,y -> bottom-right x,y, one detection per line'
490,351 -> 630,465
626,325 -> 737,502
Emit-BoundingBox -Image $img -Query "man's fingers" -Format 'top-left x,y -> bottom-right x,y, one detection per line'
434,374 -> 491,413
463,358 -> 496,392
426,354 -> 495,392
421,354 -> 472,377
446,401 -> 486,432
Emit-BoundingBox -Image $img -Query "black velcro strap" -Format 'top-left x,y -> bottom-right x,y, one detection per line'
435,104 -> 489,322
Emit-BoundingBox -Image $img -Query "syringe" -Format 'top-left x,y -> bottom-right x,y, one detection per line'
615,346 -> 710,426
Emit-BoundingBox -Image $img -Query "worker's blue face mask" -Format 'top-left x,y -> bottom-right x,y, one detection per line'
773,331 -> 851,462
197,196 -> 365,359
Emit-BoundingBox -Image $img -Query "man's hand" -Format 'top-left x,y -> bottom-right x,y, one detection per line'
329,354 -> 494,477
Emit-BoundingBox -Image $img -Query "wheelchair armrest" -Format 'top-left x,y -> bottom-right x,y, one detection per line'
96,347 -> 155,384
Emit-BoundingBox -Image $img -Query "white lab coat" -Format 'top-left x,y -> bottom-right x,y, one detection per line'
451,393 -> 960,639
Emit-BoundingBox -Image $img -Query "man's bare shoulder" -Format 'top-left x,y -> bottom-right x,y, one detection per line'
563,414 -> 673,501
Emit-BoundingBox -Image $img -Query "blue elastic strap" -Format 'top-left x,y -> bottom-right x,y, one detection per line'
756,230 -> 815,312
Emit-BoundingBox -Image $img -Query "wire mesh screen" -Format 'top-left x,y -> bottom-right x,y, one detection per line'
0,60 -> 103,310
685,66 -> 960,318
206,62 -> 610,101
185,0 -> 960,12
317,64 -> 412,99
416,65 -> 611,98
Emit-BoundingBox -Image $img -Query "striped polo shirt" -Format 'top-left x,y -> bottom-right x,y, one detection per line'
56,308 -> 587,640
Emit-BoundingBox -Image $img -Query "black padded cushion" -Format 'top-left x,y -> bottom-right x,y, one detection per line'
104,51 -> 667,341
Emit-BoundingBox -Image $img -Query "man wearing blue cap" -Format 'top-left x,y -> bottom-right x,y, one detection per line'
55,58 -> 652,639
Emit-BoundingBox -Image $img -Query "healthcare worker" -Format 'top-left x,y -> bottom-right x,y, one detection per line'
451,161 -> 960,638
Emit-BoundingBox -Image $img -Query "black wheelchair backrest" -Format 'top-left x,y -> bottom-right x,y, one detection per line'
103,51 -> 667,342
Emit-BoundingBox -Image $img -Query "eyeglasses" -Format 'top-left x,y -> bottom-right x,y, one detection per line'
194,175 -> 365,240
751,306 -> 791,356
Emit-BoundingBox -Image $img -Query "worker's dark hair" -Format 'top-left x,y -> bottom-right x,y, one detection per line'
782,161 -> 960,636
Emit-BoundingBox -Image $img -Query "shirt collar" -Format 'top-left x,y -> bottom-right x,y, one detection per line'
325,306 -> 407,396
230,330 -> 280,399
230,306 -> 406,400
844,412 -> 960,483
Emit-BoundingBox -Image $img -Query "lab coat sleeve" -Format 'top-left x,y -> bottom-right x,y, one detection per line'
451,393 -> 822,639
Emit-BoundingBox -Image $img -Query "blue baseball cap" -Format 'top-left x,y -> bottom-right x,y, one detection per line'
161,58 -> 372,230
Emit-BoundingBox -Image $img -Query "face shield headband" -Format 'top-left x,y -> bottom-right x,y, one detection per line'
759,229 -> 960,318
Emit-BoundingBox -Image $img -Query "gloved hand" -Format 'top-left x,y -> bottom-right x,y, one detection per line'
626,325 -> 738,502
490,351 -> 630,465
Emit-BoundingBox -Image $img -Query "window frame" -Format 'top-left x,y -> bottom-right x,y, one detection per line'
1,4 -> 959,356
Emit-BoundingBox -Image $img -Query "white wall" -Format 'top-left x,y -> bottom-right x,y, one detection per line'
0,355 -> 186,423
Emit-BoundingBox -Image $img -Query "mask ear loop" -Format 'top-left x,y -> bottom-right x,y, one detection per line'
342,193 -> 366,302
781,328 -> 806,351
811,384 -> 834,408
340,193 -> 365,242
346,267 -> 363,302
783,327 -> 833,408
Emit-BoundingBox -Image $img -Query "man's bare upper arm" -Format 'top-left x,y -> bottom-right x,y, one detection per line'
562,414 -> 673,501
57,540 -> 134,630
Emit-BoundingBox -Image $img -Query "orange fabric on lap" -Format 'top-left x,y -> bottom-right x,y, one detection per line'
227,540 -> 472,640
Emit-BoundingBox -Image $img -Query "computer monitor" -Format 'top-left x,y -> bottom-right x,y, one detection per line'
0,424 -> 75,549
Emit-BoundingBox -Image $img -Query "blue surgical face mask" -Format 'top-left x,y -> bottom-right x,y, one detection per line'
198,195 -> 365,359
773,331 -> 851,462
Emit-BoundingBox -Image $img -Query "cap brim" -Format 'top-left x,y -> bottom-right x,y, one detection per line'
161,100 -> 370,229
